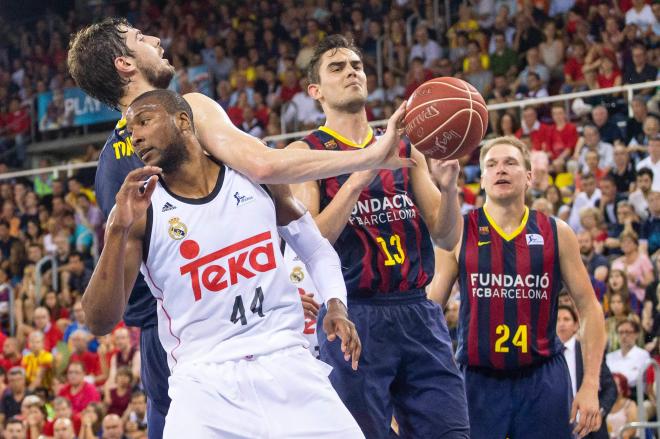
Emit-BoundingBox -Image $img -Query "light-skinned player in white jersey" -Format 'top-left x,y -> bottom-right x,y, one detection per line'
82,89 -> 374,438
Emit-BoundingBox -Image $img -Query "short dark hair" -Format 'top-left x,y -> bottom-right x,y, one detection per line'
131,389 -> 147,401
130,90 -> 195,130
6,417 -> 23,429
600,173 -> 616,186
638,167 -> 654,179
558,304 -> 578,323
616,318 -> 640,333
307,34 -> 362,84
68,18 -> 135,109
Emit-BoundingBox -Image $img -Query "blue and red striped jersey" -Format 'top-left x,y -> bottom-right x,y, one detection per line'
456,207 -> 563,370
304,127 -> 435,299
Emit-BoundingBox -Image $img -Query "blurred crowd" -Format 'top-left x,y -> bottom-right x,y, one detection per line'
0,0 -> 657,438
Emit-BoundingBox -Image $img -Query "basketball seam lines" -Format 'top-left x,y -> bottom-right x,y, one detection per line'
411,108 -> 483,149
448,81 -> 475,158
424,80 -> 483,95
406,97 -> 488,115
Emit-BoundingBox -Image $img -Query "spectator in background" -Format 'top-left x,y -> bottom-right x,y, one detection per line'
607,319 -> 650,388
0,338 -> 22,373
539,20 -> 565,79
22,395 -> 46,439
606,373 -> 639,439
0,367 -> 30,425
107,328 -> 139,390
21,331 -> 52,392
404,57 -> 433,98
43,397 -> 81,438
529,151 -> 550,199
62,252 -> 92,297
640,191 -> 660,257
515,71 -> 548,100
625,96 -> 649,145
569,173 -> 602,231
277,69 -> 302,104
548,104 -> 578,172
102,413 -> 127,439
609,143 -> 637,195
575,125 -> 615,174
612,230 -> 655,307
563,41 -> 588,93
515,47 -> 550,90
68,330 -> 102,384
4,417 -> 25,439
409,25 -> 442,69
380,70 -> 405,103
104,367 -> 132,417
52,417 -> 76,439
240,107 -> 264,138
28,306 -> 63,353
623,43 -> 658,95
283,77 -> 324,129
78,401 -> 105,439
637,138 -> 660,192
578,230 -> 609,279
597,174 -> 625,227
591,105 -> 624,145
489,31 -> 517,78
515,106 -> 551,152
629,168 -> 654,221
73,193 -> 103,243
58,362 -> 100,415
122,391 -> 147,433
625,0 -> 656,31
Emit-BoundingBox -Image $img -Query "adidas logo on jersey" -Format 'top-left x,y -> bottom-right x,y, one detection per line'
162,202 -> 177,212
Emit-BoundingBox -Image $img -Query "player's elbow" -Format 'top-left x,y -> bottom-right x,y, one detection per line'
81,296 -> 121,336
248,156 -> 277,184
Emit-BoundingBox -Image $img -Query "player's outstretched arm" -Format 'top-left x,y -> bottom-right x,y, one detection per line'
184,93 -> 413,184
409,148 -> 462,250
557,219 -> 607,438
270,184 -> 361,369
82,167 -> 158,335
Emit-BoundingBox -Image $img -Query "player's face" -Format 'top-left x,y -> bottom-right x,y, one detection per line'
121,26 -> 175,90
126,100 -> 190,174
311,48 -> 367,114
556,309 -> 578,343
481,144 -> 531,203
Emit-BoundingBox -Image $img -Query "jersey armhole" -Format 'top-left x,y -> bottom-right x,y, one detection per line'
143,204 -> 153,264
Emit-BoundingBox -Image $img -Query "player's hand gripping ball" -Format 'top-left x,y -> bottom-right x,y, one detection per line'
404,77 -> 488,160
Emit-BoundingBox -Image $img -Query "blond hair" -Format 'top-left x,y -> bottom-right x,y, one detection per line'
479,136 -> 531,171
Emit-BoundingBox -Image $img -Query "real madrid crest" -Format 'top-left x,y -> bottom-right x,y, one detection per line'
290,266 -> 305,283
168,217 -> 187,240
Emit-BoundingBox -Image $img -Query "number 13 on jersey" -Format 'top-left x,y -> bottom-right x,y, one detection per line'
494,324 -> 528,353
376,234 -> 405,266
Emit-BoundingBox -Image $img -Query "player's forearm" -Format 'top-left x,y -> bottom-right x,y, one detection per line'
313,181 -> 365,244
577,301 -> 607,390
428,188 -> 462,250
198,122 -> 382,184
278,213 -> 348,306
82,225 -> 132,335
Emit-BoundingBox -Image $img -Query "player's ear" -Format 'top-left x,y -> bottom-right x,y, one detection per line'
176,111 -> 193,134
307,82 -> 322,101
115,56 -> 136,76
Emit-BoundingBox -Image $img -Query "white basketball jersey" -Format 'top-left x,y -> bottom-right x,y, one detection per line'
282,244 -> 319,358
140,166 -> 306,372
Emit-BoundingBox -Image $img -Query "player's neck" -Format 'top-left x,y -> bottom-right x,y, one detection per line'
162,150 -> 221,199
483,200 -> 527,233
118,79 -> 158,115
323,108 -> 370,145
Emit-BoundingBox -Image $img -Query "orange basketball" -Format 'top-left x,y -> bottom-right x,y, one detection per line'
404,77 -> 488,160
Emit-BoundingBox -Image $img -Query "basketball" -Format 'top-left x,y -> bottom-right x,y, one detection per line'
404,77 -> 488,160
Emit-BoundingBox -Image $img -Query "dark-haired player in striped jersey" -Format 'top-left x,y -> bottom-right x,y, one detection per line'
437,136 -> 606,438
290,35 -> 469,439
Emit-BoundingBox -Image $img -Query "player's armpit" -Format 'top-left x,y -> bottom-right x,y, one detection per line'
267,184 -> 307,226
